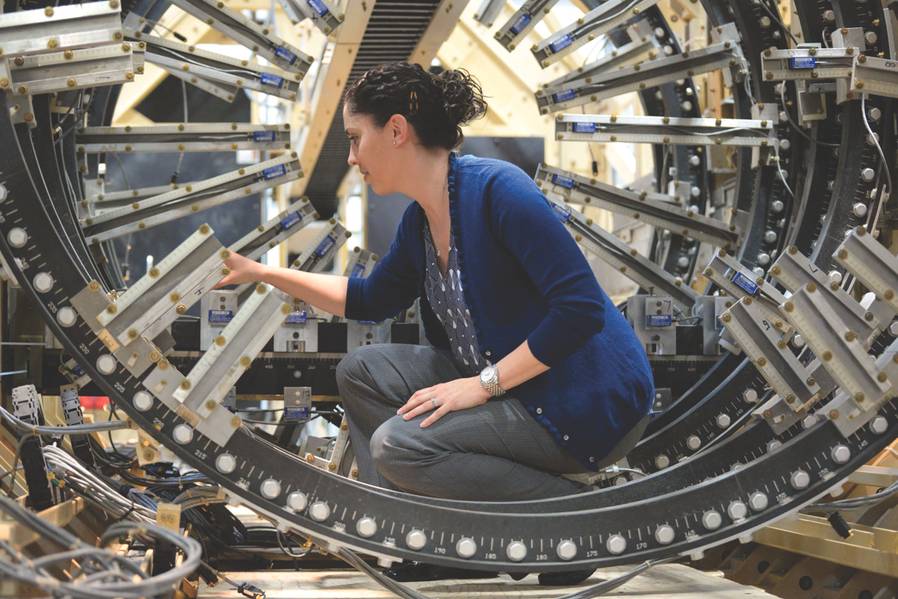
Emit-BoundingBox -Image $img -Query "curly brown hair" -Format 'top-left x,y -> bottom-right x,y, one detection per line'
343,62 -> 488,150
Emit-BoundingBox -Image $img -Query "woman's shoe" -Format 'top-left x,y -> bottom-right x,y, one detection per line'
382,560 -> 499,582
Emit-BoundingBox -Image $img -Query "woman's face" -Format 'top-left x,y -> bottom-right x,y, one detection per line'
343,104 -> 400,196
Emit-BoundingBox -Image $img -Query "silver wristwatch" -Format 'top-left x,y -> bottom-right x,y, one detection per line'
479,364 -> 506,397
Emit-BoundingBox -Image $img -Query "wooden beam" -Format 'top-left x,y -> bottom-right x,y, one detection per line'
289,1 -> 373,198
755,514 -> 898,578
0,497 -> 86,549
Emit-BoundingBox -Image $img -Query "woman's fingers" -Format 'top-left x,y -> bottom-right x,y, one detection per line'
420,405 -> 450,428
400,396 -> 439,420
398,387 -> 434,415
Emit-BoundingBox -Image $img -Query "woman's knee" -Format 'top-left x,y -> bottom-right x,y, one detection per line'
370,417 -> 432,484
335,344 -> 383,396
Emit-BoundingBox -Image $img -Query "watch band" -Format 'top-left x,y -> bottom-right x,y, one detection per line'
481,366 -> 506,397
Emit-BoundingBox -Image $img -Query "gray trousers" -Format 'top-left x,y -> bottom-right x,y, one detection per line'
335,343 -> 592,501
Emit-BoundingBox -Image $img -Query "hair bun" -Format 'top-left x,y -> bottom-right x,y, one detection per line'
435,69 -> 488,131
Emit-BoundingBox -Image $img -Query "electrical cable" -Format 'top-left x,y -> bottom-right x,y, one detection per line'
0,405 -> 129,436
861,95 -> 893,198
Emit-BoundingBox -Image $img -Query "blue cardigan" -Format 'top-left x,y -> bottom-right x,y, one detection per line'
345,153 -> 654,470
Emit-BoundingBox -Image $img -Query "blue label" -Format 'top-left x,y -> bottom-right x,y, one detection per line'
260,73 -> 285,88
549,33 -> 574,54
262,164 -> 288,180
284,406 -> 310,422
315,236 -> 335,257
275,46 -> 297,64
510,13 -> 531,35
306,0 -> 329,16
350,263 -> 366,278
279,210 -> 301,231
572,122 -> 598,134
285,310 -> 308,324
552,88 -> 577,103
72,364 -> 85,376
208,309 -> 233,324
731,271 -> 759,295
550,202 -> 572,223
252,130 -> 276,142
551,173 -> 575,189
789,56 -> 817,69
646,314 -> 673,328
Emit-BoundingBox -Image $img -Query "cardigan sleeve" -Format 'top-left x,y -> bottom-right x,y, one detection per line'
345,204 -> 421,322
488,165 -> 605,367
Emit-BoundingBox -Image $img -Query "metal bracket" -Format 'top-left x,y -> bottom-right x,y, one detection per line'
781,285 -> 891,412
77,123 -> 291,154
536,164 -> 739,248
531,0 -> 660,67
539,27 -> 745,111
548,197 -> 698,309
166,0 -> 313,74
494,0 -> 561,52
554,112 -> 778,147
82,153 -> 303,242
276,0 -> 343,34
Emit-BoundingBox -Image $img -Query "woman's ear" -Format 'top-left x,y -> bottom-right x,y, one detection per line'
388,114 -> 410,146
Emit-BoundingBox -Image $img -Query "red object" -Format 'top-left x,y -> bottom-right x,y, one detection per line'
79,396 -> 110,410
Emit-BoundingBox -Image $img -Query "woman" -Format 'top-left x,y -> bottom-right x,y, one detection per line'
220,62 -> 654,503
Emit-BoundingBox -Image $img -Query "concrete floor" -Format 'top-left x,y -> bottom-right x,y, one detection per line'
199,564 -> 775,598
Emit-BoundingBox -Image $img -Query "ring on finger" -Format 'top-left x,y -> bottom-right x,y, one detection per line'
430,397 -> 438,408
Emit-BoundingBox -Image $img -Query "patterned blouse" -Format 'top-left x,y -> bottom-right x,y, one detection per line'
422,222 -> 488,377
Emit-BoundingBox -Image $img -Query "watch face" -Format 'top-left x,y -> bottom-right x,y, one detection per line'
480,365 -> 495,383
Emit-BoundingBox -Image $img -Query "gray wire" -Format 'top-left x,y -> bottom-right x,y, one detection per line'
860,95 -> 893,198
0,405 -> 129,435
338,545 -> 676,599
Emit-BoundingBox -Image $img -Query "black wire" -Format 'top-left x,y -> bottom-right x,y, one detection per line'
756,1 -> 799,44
0,433 -> 38,497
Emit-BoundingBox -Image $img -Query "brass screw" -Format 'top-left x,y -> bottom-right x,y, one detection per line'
44,6 -> 54,16
199,224 -> 210,235
877,372 -> 888,382
47,38 -> 58,49
822,350 -> 833,361
206,400 -> 216,410
180,380 -> 191,390
215,336 -> 226,346
64,50 -> 73,60
106,305 -> 118,314
127,329 -> 138,339
169,292 -> 180,303
239,356 -> 251,367
220,249 -> 230,260
149,267 -> 160,277
175,304 -> 186,315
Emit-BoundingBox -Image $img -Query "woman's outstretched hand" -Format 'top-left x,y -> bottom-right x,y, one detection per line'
216,252 -> 267,288
398,377 -> 491,428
